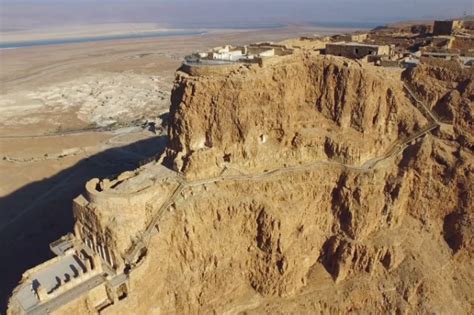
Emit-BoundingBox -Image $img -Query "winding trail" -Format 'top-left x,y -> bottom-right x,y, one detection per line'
402,81 -> 440,124
125,124 -> 440,265
124,79 -> 442,265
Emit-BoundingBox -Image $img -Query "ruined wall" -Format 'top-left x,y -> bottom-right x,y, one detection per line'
419,57 -> 463,70
451,36 -> 474,51
341,33 -> 368,42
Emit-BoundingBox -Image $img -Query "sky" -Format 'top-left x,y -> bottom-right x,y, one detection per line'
1,0 -> 473,30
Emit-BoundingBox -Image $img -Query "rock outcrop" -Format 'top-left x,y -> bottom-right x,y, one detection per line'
165,52 -> 427,179
404,64 -> 473,148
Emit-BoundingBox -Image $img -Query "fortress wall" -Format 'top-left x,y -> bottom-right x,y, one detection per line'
83,178 -> 162,210
326,44 -> 390,59
73,195 -> 124,268
74,211 -> 123,269
250,45 -> 293,56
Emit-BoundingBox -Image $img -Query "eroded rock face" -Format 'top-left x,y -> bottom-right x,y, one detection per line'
405,64 -> 474,145
13,53 -> 472,315
165,52 -> 427,179
100,136 -> 472,314
94,55 -> 471,314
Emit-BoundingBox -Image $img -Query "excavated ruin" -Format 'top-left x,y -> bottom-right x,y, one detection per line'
8,51 -> 473,314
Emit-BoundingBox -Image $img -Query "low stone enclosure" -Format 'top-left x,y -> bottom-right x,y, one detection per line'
180,61 -> 246,76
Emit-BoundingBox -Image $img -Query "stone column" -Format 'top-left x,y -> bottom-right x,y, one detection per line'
98,244 -> 104,260
77,264 -> 84,276
85,256 -> 93,271
74,223 -> 82,240
104,247 -> 113,266
36,285 -> 48,302
93,254 -> 103,272
92,234 -> 98,253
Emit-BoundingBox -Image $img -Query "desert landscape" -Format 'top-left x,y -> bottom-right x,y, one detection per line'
0,4 -> 473,313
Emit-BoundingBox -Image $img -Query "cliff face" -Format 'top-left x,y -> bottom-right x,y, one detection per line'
405,64 -> 473,147
99,135 -> 472,315
166,53 -> 427,179
93,55 -> 471,314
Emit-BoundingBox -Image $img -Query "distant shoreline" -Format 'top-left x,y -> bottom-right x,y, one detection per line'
0,30 -> 208,49
0,21 -> 373,50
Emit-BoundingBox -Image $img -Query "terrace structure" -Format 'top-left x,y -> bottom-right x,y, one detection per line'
340,33 -> 368,42
184,42 -> 294,65
9,164 -> 178,314
9,234 -> 114,315
325,42 -> 392,60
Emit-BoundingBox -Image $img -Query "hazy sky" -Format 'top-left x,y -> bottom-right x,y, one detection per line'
1,0 -> 473,30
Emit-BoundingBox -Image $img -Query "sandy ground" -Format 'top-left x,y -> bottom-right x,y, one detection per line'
0,25 -> 350,311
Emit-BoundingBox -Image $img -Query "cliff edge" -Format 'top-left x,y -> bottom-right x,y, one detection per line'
165,52 -> 428,179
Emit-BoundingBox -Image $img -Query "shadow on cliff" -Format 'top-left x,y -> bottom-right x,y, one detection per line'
0,135 -> 168,312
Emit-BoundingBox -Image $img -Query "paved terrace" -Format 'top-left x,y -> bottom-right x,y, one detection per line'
15,253 -> 92,312
12,235 -> 119,315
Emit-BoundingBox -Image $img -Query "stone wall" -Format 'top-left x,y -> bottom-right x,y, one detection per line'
326,43 -> 390,59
